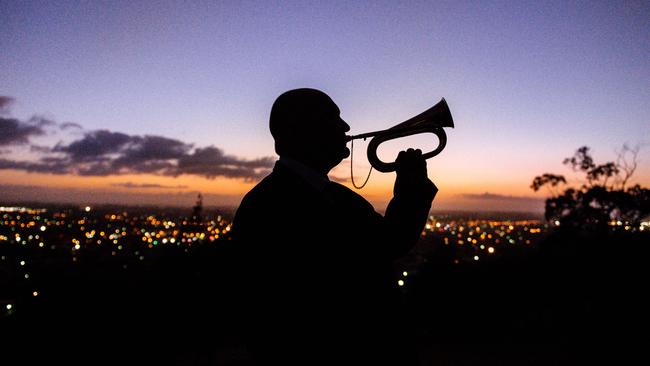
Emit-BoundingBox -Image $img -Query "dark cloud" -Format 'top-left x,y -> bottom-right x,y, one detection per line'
112,135 -> 193,167
176,146 -> 274,181
30,145 -> 52,153
3,128 -> 274,180
111,182 -> 189,189
0,158 -> 70,175
53,130 -> 133,161
0,98 -> 273,180
0,96 -> 14,115
0,101 -> 57,144
0,117 -> 47,145
48,132 -> 194,176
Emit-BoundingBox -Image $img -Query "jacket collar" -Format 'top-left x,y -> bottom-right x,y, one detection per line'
276,157 -> 330,192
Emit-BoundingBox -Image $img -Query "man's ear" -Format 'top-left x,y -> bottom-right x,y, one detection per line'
274,132 -> 301,156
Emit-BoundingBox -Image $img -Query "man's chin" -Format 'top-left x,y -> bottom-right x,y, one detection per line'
327,149 -> 350,170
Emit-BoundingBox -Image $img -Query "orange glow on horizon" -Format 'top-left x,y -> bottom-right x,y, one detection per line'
3,154 -> 647,212
1,165 -> 548,211
1,170 -> 255,195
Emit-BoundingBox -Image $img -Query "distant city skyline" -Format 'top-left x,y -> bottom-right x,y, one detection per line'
2,1 -> 649,211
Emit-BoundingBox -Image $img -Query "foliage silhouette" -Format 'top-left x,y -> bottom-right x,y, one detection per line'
531,145 -> 649,230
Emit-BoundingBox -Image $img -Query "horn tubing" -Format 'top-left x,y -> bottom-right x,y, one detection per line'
345,125 -> 415,142
366,128 -> 447,173
345,97 -> 454,174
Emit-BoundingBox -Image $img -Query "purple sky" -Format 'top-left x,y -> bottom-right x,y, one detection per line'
1,1 -> 649,210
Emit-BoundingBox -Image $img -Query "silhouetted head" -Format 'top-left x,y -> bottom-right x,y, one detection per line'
270,88 -> 350,174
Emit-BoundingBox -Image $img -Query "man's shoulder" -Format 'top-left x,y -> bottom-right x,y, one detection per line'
239,174 -> 279,206
326,181 -> 376,211
238,169 -> 305,209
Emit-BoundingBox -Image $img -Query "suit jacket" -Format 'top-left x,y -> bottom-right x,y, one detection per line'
231,161 -> 432,364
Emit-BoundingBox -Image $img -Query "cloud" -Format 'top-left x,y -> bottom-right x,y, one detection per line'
329,175 -> 350,184
0,98 -> 275,180
0,99 -> 57,145
0,117 -> 48,145
0,157 -> 70,174
0,96 -> 15,115
0,183 -> 243,208
2,124 -> 273,180
111,182 -> 189,189
30,145 -> 53,153
112,135 -> 193,167
60,122 -> 83,130
27,116 -> 57,127
459,192 -> 542,202
176,146 -> 274,181
53,130 -> 133,161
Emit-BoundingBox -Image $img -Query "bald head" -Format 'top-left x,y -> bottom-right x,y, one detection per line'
269,88 -> 350,172
270,88 -> 340,140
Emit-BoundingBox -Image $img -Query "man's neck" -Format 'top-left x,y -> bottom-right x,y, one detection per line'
280,155 -> 330,176
278,156 -> 330,192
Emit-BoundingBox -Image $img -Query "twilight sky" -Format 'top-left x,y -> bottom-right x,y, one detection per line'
1,1 -> 649,212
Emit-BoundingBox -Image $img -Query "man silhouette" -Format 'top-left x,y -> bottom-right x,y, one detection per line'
231,88 -> 437,365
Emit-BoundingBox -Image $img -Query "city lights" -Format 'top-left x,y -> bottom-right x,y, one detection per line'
420,215 -> 550,263
1,204 -> 235,319
4,203 -> 646,330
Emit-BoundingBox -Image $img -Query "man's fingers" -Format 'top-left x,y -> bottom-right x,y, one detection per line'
399,149 -> 423,157
396,149 -> 428,177
396,149 -> 426,165
396,150 -> 406,163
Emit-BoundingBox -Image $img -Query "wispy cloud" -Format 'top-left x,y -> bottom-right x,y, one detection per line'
459,192 -> 542,202
0,184 -> 242,207
0,157 -> 70,174
59,122 -> 83,130
329,175 -> 350,184
111,182 -> 189,189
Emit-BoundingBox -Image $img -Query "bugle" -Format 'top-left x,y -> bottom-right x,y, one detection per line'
345,98 -> 454,173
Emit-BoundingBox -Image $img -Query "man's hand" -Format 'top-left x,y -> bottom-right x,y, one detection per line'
393,148 -> 438,201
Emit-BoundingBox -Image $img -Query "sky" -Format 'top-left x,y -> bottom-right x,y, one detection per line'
1,0 -> 649,212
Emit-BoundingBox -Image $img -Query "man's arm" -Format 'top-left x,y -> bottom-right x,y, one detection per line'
383,148 -> 438,258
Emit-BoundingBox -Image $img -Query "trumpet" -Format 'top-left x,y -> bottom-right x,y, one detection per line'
345,98 -> 454,173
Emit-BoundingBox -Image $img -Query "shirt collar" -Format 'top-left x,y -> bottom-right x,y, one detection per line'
278,156 -> 330,192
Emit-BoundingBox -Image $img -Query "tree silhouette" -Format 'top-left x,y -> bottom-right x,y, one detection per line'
531,146 -> 649,231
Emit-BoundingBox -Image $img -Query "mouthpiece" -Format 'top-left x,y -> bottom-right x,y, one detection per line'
345,130 -> 383,142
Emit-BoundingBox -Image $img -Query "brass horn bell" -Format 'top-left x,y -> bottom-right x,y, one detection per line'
346,98 -> 454,173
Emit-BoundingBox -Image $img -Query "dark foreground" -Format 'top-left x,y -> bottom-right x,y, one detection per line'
2,229 -> 647,365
